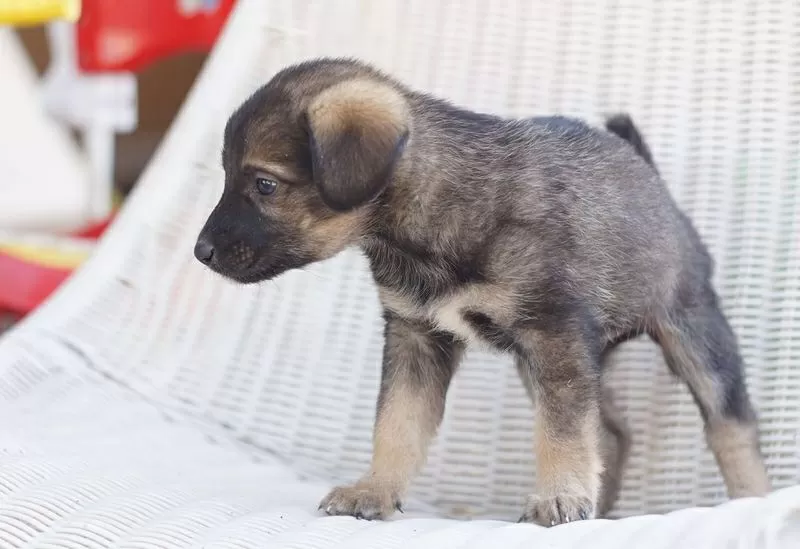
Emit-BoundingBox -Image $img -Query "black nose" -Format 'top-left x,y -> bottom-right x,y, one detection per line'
194,238 -> 215,264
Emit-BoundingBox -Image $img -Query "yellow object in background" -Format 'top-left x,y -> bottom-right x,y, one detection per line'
0,241 -> 88,270
0,0 -> 80,26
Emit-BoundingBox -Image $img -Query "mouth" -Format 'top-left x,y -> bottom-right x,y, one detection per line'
194,235 -> 318,284
200,250 -> 318,284
203,261 -> 284,284
228,266 -> 284,284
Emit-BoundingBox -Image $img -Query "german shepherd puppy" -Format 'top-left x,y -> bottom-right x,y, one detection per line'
194,58 -> 770,526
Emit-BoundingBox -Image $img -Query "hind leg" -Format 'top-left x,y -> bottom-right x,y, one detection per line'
596,383 -> 631,516
651,292 -> 770,497
515,358 -> 630,518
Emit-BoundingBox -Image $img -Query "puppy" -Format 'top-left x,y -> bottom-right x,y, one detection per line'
194,58 -> 771,526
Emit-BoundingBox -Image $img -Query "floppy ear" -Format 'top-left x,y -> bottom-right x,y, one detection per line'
306,79 -> 410,211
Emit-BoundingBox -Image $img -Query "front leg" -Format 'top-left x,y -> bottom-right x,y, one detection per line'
517,330 -> 603,526
319,312 -> 464,519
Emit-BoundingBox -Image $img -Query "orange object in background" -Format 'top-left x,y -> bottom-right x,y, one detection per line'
77,0 -> 236,73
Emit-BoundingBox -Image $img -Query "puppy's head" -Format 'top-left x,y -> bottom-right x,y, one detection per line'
194,59 -> 410,283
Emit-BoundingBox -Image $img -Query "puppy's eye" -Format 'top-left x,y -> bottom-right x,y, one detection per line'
255,175 -> 278,196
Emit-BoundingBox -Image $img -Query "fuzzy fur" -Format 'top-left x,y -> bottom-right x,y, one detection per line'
195,58 -> 771,525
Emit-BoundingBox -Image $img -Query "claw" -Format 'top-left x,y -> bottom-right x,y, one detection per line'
578,510 -> 588,521
395,501 -> 404,514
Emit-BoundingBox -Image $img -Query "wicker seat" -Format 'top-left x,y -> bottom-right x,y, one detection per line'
1,1 -> 798,546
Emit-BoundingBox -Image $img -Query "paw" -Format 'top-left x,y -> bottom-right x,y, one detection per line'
318,483 -> 402,520
518,494 -> 595,526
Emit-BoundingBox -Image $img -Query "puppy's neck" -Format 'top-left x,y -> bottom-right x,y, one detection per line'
358,94 -> 504,260
359,167 -> 443,256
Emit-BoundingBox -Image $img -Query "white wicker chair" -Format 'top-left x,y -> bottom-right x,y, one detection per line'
1,1 -> 799,547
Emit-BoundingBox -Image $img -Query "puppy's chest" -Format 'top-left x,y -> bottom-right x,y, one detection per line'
379,286 -> 511,344
363,233 -> 483,299
364,235 -> 511,342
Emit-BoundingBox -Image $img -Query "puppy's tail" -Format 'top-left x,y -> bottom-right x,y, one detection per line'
605,113 -> 658,173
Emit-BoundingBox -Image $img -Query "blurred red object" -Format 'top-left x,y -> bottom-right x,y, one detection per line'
0,251 -> 75,316
0,2 -> 237,318
77,0 -> 236,73
72,215 -> 113,238
0,213 -> 113,316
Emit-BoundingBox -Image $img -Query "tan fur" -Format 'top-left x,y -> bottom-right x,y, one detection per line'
520,399 -> 603,524
240,160 -> 302,184
534,401 -> 603,499
319,323 -> 459,520
653,315 -> 771,498
320,382 -> 437,519
515,355 -> 630,518
368,379 -> 440,490
706,419 -> 771,497
308,79 -> 409,139
306,211 -> 365,258
305,79 -> 410,211
512,329 -> 606,523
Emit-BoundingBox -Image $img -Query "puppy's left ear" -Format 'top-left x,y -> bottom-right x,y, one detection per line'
306,79 -> 410,211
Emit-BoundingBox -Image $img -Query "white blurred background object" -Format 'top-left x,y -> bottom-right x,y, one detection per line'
40,21 -> 136,223
0,27 -> 91,231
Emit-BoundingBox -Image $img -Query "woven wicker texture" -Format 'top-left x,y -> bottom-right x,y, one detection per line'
1,0 -> 799,546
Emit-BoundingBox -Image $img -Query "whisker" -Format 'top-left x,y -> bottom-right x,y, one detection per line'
298,267 -> 331,281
